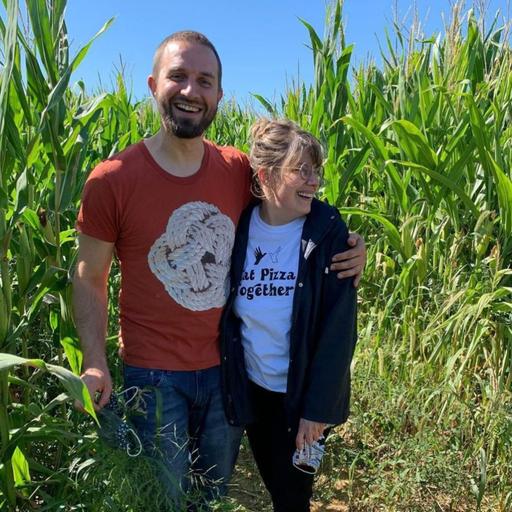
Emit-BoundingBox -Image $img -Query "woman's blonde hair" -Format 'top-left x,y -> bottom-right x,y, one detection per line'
249,118 -> 323,198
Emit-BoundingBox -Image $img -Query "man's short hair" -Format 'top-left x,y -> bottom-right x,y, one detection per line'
152,31 -> 223,89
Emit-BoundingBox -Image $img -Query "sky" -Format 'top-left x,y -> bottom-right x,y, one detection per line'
13,1 -> 512,106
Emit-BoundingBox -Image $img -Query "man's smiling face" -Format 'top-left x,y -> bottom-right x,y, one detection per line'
149,41 -> 223,139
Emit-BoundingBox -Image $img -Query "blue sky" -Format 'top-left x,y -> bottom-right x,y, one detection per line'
33,1 -> 512,105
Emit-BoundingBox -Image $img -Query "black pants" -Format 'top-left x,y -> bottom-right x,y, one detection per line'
246,381 -> 314,512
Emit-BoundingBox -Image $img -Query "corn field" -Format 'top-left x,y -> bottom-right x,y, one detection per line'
0,0 -> 511,510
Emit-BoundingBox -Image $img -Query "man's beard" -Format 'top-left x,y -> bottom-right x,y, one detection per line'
161,99 -> 217,139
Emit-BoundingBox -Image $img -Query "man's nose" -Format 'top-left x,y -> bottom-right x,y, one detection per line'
180,80 -> 199,98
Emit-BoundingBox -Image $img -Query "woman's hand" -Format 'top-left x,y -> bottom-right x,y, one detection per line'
296,418 -> 326,450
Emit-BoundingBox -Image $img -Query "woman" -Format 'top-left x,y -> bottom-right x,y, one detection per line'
221,119 -> 357,511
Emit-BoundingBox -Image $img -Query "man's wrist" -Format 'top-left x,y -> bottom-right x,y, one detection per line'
82,354 -> 108,371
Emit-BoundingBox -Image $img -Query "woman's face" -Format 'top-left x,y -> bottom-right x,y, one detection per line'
263,150 -> 321,224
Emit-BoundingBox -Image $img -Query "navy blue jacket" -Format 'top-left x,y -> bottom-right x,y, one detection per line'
220,198 -> 358,430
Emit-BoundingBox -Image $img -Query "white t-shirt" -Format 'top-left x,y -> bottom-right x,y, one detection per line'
233,206 -> 305,392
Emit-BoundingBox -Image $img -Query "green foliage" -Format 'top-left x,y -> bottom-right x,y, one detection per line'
0,0 -> 510,510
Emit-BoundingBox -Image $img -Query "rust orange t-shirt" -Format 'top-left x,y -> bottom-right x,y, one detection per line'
76,140 -> 252,370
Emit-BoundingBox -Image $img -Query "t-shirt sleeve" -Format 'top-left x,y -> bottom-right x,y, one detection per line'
76,164 -> 119,243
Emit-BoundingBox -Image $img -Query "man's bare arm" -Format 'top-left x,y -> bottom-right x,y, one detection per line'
72,233 -> 115,410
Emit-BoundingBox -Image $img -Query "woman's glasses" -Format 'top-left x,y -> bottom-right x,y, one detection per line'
279,162 -> 324,184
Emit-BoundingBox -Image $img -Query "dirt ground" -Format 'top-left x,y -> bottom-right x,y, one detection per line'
227,435 -> 484,512
228,438 -> 351,512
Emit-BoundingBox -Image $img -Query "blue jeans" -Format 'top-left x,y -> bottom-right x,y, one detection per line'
123,364 -> 243,508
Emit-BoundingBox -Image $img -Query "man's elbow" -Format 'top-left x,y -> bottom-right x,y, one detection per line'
72,267 -> 108,295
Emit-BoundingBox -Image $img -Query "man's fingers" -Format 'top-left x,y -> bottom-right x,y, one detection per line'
75,391 -> 108,412
331,245 -> 365,264
346,236 -> 357,247
347,231 -> 363,245
74,399 -> 85,412
332,261 -> 364,277
331,250 -> 360,263
74,397 -> 101,413
331,230 -> 366,284
74,393 -> 99,412
97,385 -> 112,409
330,257 -> 364,272
75,379 -> 96,412
77,369 -> 112,412
336,264 -> 364,280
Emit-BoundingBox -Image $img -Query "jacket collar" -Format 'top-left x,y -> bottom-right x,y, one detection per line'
301,198 -> 339,255
237,199 -> 339,262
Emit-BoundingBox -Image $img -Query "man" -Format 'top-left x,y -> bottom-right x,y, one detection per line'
73,31 -> 365,507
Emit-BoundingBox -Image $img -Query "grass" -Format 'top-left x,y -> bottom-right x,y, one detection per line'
0,0 -> 511,509
225,351 -> 512,512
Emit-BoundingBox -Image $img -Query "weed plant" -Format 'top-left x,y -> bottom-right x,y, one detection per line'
0,0 -> 511,510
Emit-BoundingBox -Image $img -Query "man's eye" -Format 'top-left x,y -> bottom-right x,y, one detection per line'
200,79 -> 212,87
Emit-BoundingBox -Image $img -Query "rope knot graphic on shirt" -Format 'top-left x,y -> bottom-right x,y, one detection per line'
148,201 -> 235,311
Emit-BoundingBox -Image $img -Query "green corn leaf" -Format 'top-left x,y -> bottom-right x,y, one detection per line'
0,0 -> 18,174
0,285 -> 8,344
389,160 -> 479,217
342,115 -> 408,212
337,144 -> 372,199
0,353 -> 96,421
14,168 -> 29,215
26,0 -> 57,84
27,267 -> 67,321
251,94 -> 276,116
486,153 -> 512,236
11,446 -> 30,487
299,18 -> 323,56
69,17 -> 115,73
467,96 -> 512,234
60,336 -> 83,376
338,206 -> 404,257
390,120 -> 438,169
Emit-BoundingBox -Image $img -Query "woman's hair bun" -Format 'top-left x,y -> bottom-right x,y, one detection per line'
249,118 -> 273,141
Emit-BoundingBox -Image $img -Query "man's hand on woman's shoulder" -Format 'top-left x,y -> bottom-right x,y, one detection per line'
330,232 -> 366,286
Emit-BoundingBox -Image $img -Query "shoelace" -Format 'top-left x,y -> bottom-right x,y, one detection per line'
292,436 -> 326,474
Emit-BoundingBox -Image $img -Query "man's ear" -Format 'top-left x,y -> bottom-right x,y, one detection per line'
148,75 -> 156,97
217,87 -> 223,103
